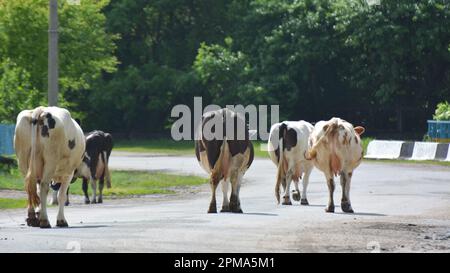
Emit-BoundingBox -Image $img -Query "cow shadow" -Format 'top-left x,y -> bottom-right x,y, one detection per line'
335,212 -> 386,217
243,212 -> 278,217
66,225 -> 110,229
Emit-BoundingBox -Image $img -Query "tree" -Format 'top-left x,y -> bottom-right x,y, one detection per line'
0,0 -> 117,122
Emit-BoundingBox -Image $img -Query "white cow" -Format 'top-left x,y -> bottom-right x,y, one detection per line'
14,106 -> 85,228
307,117 -> 365,213
268,121 -> 314,205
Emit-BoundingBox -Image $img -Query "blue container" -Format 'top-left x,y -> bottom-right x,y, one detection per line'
0,124 -> 15,155
427,120 -> 450,142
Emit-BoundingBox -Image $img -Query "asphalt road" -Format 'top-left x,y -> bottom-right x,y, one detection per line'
1,152 -> 449,252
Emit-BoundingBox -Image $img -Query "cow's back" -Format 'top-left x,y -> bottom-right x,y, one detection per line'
268,120 -> 313,166
309,118 -> 363,175
195,108 -> 254,178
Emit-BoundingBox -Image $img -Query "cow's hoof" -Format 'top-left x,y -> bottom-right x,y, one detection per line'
220,206 -> 231,213
39,219 -> 51,229
231,208 -> 243,214
56,220 -> 69,228
325,205 -> 335,213
26,218 -> 40,227
90,199 -> 97,204
282,200 -> 292,205
64,201 -> 70,206
301,199 -> 309,205
341,202 -> 354,213
208,202 -> 217,213
292,191 -> 301,202
97,198 -> 103,204
84,199 -> 90,205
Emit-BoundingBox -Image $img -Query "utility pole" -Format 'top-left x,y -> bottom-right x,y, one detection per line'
48,0 -> 58,106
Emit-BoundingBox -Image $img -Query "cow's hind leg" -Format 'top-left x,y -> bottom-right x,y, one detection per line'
90,179 -> 97,204
340,172 -> 354,213
282,172 -> 293,205
301,166 -> 312,205
208,177 -> 219,213
26,205 -> 39,227
229,172 -> 243,213
292,180 -> 301,202
38,182 -> 51,228
51,188 -> 58,205
98,175 -> 105,204
325,174 -> 335,213
65,186 -> 70,206
220,180 -> 230,212
56,181 -> 70,227
82,178 -> 90,204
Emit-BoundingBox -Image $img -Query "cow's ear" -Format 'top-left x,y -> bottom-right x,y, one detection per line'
354,126 -> 365,136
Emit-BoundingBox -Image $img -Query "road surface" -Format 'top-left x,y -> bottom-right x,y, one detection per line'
1,152 -> 449,252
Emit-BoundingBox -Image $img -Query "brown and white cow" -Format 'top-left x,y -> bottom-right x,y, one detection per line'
195,108 -> 254,213
14,106 -> 85,228
268,121 -> 314,205
307,117 -> 365,213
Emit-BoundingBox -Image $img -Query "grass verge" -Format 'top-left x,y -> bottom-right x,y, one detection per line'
0,170 -> 207,207
0,198 -> 27,209
114,139 -> 194,155
114,137 -> 373,159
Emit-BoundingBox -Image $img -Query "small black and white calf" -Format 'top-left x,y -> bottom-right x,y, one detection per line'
51,130 -> 113,205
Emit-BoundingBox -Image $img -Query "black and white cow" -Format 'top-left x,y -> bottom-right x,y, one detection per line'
195,108 -> 254,213
51,130 -> 113,205
268,121 -> 314,205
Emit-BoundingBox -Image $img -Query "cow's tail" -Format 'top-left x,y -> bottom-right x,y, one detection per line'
25,110 -> 42,208
306,120 -> 338,160
211,139 -> 229,184
275,123 -> 287,204
103,151 -> 112,189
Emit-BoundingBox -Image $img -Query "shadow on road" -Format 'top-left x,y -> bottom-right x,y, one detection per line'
243,212 -> 278,217
335,212 -> 386,217
67,225 -> 110,229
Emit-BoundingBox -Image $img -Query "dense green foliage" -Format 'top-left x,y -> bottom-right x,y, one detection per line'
0,0 -> 449,136
433,101 -> 450,121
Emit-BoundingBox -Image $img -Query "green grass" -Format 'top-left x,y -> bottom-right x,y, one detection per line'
0,198 -> 27,209
71,171 -> 207,196
114,139 -> 194,155
0,170 -> 207,200
0,170 -> 24,191
114,137 -> 374,159
115,138 -> 269,158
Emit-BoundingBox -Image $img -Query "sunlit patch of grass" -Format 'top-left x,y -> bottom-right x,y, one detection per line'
68,171 -> 207,196
0,198 -> 26,209
114,139 -> 194,155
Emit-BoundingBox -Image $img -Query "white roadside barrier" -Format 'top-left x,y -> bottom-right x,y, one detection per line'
365,140 -> 449,162
365,140 -> 404,159
410,142 -> 438,161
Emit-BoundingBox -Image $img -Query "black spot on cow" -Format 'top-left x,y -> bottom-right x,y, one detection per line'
46,113 -> 56,129
68,139 -> 76,150
31,118 -> 38,125
284,129 -> 297,151
41,125 -> 49,137
278,123 -> 297,152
